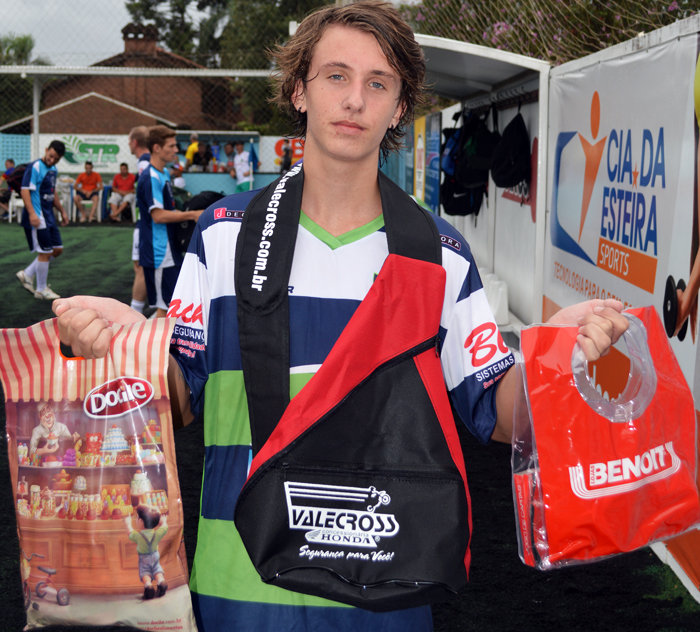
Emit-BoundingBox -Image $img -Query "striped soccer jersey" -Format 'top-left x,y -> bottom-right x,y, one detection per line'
136,164 -> 180,269
21,159 -> 58,230
168,191 -> 514,632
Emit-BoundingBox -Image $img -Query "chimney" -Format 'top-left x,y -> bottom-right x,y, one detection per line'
122,23 -> 158,56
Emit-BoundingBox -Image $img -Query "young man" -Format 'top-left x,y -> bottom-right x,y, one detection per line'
108,162 -> 136,221
136,125 -> 203,317
128,125 -> 151,315
231,140 -> 254,192
53,2 -> 626,630
73,160 -> 104,222
17,140 -> 69,300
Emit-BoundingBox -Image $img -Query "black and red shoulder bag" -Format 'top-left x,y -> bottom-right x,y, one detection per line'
233,165 -> 472,612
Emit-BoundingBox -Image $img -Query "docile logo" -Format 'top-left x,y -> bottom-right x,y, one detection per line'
84,377 -> 154,419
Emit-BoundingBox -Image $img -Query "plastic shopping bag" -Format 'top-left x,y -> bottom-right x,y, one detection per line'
512,305 -> 700,570
0,318 -> 197,631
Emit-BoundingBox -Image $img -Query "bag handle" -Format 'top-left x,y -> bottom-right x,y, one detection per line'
571,313 -> 657,423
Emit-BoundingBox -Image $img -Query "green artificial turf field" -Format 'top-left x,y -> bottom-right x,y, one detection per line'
0,223 -> 135,329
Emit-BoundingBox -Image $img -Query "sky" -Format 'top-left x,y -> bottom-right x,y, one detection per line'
2,0 -> 206,67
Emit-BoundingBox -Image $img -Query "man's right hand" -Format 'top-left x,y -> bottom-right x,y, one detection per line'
29,212 -> 40,228
53,296 -> 146,359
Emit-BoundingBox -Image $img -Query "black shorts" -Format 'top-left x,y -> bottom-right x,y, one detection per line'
75,190 -> 98,200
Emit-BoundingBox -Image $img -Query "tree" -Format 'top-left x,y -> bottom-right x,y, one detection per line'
400,0 -> 700,66
0,34 -> 50,128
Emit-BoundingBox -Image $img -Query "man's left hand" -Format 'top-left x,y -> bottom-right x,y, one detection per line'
547,299 -> 628,361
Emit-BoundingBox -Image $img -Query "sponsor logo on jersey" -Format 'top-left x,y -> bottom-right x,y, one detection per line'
84,377 -> 154,419
441,235 -> 462,251
569,441 -> 680,499
166,299 -> 203,325
464,322 -> 510,369
214,207 -> 245,220
285,481 -> 399,549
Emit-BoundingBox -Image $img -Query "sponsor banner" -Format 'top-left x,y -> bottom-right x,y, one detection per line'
259,136 -> 305,174
424,111 -> 442,212
544,33 -> 699,384
40,134 -> 135,174
413,116 -> 426,201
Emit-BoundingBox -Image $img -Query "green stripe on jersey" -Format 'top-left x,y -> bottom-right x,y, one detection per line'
190,517 -> 350,607
300,211 -> 385,250
203,371 -> 251,447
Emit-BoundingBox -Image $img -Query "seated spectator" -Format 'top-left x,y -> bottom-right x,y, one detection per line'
184,133 -> 199,171
191,142 -> 213,171
108,162 -> 136,222
170,163 -> 186,189
223,142 -> 235,176
73,161 -> 104,222
0,158 -> 15,219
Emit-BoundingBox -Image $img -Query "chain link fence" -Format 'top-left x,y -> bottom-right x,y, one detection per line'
401,0 -> 699,66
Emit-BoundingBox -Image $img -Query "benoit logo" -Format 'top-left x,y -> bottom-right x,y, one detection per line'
84,377 -> 154,419
568,441 -> 680,499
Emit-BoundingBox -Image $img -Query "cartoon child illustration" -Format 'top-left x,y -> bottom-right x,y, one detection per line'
125,505 -> 168,599
29,402 -> 80,458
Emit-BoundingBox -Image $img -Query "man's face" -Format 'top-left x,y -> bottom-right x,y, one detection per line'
234,143 -> 244,154
120,164 -> 129,177
5,160 -> 12,170
85,163 -> 93,174
156,137 -> 179,164
224,143 -> 233,156
38,404 -> 55,431
43,148 -> 61,167
129,137 -> 137,155
294,25 -> 403,164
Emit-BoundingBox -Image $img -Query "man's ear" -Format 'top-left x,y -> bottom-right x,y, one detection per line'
390,100 -> 406,130
291,80 -> 306,113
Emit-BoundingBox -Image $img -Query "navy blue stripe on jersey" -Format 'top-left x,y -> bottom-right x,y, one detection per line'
289,296 -> 360,368
200,444 -> 250,520
192,592 -> 433,632
456,259 -> 484,302
205,294 -> 362,375
207,295 -> 243,372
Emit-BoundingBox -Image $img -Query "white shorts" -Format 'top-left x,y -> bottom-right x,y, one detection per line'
108,191 -> 135,206
132,228 -> 140,262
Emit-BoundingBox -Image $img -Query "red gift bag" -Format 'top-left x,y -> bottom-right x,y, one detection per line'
512,306 -> 700,569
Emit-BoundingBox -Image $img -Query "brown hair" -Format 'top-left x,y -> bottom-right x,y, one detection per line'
129,125 -> 149,149
147,125 -> 176,152
269,0 -> 425,159
136,504 -> 161,529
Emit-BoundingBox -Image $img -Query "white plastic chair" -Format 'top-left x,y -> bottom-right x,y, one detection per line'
7,191 -> 23,223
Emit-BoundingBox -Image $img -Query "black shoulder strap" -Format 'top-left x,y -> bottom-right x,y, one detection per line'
236,165 -> 441,454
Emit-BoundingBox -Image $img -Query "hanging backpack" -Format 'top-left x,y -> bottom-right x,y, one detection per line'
173,190 -> 223,253
491,110 -> 531,189
455,107 -> 500,189
233,166 -> 473,612
5,163 -> 28,194
440,175 -> 485,217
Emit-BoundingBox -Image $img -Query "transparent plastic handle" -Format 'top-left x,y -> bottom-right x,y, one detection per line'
571,314 -> 657,423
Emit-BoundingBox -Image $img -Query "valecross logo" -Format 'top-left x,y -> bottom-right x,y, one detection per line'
84,377 -> 154,419
284,481 -> 400,549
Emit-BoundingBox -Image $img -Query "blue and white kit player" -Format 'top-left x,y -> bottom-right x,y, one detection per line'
136,125 -> 203,317
16,140 -> 70,300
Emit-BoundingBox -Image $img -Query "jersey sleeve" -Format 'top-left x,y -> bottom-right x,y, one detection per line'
436,218 -> 515,444
22,162 -> 39,190
168,219 -> 211,417
149,170 -> 165,211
